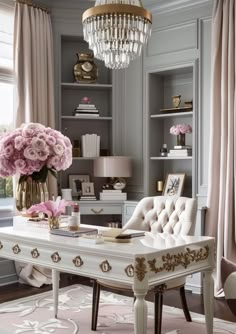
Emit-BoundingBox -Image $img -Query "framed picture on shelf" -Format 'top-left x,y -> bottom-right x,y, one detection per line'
81,182 -> 95,196
69,174 -> 90,197
163,173 -> 185,197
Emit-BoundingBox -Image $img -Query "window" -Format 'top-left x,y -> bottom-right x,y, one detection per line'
0,2 -> 15,213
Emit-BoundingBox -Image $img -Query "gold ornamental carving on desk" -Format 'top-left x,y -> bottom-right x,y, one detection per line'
51,251 -> 61,263
73,256 -> 84,268
148,246 -> 209,273
100,260 -> 112,273
125,264 -> 134,277
31,248 -> 40,258
12,244 -> 21,254
135,257 -> 147,281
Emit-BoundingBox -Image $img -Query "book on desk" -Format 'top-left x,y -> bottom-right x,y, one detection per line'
50,226 -> 98,237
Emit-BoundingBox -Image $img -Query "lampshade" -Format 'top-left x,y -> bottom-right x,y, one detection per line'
82,0 -> 152,69
94,156 -> 132,177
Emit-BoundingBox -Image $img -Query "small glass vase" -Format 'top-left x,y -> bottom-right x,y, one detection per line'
48,216 -> 60,230
15,177 -> 49,213
177,133 -> 185,146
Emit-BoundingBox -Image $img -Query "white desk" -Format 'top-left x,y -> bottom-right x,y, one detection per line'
0,221 -> 215,334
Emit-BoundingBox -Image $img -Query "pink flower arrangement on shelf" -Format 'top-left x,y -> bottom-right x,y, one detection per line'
169,123 -> 192,135
27,198 -> 68,218
0,123 -> 72,183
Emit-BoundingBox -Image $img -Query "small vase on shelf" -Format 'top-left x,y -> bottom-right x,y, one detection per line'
177,133 -> 185,146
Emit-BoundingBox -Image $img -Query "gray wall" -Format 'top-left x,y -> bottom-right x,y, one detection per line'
44,0 -> 213,204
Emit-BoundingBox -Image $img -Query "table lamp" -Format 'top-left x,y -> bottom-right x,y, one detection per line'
93,156 -> 132,191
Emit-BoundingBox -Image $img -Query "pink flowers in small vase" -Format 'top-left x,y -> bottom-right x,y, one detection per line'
170,124 -> 192,135
27,198 -> 68,218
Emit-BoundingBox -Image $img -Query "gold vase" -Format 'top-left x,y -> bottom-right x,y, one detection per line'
73,53 -> 98,83
48,216 -> 60,230
15,178 -> 49,213
177,133 -> 186,146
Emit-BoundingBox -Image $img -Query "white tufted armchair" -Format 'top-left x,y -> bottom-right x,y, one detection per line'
91,196 -> 197,334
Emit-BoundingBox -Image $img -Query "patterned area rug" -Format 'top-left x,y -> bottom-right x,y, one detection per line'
0,284 -> 235,334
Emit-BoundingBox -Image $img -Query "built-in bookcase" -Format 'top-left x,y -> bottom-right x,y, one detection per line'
59,35 -> 114,197
144,62 -> 198,198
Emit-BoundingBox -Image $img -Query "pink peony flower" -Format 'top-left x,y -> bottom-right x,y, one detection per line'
170,123 -> 192,135
23,146 -> 38,160
21,123 -> 44,137
3,143 -> 14,157
15,159 -> 27,173
31,137 -> 46,151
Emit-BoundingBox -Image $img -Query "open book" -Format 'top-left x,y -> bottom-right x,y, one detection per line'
101,228 -> 145,240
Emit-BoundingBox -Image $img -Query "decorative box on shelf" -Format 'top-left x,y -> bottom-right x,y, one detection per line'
99,190 -> 127,201
167,148 -> 192,157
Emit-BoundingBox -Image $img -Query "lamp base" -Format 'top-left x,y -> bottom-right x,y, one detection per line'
101,177 -> 127,191
112,177 -> 127,190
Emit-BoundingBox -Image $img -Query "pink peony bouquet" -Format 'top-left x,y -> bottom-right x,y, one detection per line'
27,198 -> 68,217
170,123 -> 192,135
0,123 -> 72,183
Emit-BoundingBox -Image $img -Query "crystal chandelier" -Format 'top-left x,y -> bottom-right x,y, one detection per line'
82,0 -> 152,69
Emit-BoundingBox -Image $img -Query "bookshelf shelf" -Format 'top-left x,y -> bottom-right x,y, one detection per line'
59,35 -> 114,197
61,82 -> 112,90
61,116 -> 112,121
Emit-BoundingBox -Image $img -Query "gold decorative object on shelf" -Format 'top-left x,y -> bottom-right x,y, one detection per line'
172,95 -> 181,108
184,100 -> 193,108
157,180 -> 164,193
72,140 -> 81,157
73,53 -> 98,83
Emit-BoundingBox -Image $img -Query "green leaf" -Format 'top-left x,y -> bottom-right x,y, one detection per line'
18,165 -> 57,184
49,168 -> 58,179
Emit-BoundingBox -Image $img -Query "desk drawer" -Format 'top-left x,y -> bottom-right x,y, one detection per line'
80,203 -> 122,215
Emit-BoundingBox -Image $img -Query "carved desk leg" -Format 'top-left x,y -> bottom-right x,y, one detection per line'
133,289 -> 148,334
203,270 -> 214,334
52,269 -> 60,318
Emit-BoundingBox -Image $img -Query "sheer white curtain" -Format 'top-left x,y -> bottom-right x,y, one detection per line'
206,0 -> 236,296
13,1 -> 56,287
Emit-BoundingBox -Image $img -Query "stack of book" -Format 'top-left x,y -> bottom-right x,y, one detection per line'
73,103 -> 99,117
81,134 -> 100,157
79,195 -> 97,201
99,189 -> 127,201
167,145 -> 192,157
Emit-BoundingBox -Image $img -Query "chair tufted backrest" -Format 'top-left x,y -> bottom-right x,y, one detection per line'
124,196 -> 197,235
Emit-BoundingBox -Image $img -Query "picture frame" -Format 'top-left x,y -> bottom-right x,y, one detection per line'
81,182 -> 95,196
69,174 -> 90,197
162,173 -> 185,197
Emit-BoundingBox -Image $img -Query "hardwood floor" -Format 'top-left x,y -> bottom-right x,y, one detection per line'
0,274 -> 235,323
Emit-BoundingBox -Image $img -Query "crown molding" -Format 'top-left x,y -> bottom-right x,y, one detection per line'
41,0 -> 91,11
143,0 -> 213,14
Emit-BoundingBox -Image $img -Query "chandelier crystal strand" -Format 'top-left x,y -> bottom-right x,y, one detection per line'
82,0 -> 152,69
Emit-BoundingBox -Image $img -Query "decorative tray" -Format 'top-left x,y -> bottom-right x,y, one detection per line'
160,107 -> 192,113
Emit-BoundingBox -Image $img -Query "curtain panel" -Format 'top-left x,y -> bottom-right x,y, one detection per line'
13,1 -> 56,287
14,1 -> 57,199
206,0 -> 236,296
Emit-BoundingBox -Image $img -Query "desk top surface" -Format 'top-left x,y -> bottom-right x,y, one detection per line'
0,216 -> 214,259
